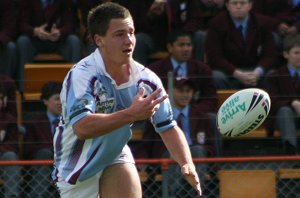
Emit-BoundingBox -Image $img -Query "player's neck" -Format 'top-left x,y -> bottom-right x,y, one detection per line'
106,63 -> 130,85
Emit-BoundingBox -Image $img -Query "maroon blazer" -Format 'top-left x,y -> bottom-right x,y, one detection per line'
24,112 -> 53,159
264,66 -> 300,134
0,0 -> 17,46
205,11 -> 278,75
256,0 -> 300,31
0,75 -> 17,120
184,0 -> 225,32
252,0 -> 290,31
19,0 -> 76,39
148,57 -> 217,113
265,66 -> 300,116
0,75 -> 18,153
133,105 -> 216,158
0,113 -> 19,153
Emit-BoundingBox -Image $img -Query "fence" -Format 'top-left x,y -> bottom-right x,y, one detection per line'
0,156 -> 299,198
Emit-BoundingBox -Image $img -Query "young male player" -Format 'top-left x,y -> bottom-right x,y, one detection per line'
52,2 -> 201,197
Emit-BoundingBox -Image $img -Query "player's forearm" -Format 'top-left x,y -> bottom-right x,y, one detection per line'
73,109 -> 135,140
160,126 -> 194,166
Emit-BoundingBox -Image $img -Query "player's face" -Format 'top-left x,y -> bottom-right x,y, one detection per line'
173,86 -> 194,109
43,94 -> 62,116
96,17 -> 136,65
167,36 -> 192,62
284,46 -> 300,69
226,0 -> 252,20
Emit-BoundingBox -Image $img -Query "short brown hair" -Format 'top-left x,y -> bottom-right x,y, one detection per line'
88,2 -> 132,38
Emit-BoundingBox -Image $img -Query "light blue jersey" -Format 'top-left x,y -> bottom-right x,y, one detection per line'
52,49 -> 176,185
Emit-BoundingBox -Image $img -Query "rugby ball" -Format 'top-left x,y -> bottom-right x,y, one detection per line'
217,88 -> 271,137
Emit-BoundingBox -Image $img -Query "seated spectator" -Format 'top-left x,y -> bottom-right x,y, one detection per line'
205,0 -> 279,89
16,0 -> 81,92
185,0 -> 225,61
24,81 -> 62,197
265,34 -> 300,155
252,0 -> 297,51
0,76 -> 22,198
133,77 -> 215,198
148,29 -> 222,156
0,0 -> 17,79
133,0 -> 184,65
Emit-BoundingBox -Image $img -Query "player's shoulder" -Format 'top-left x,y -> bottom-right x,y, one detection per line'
71,55 -> 99,77
132,60 -> 163,91
134,61 -> 161,82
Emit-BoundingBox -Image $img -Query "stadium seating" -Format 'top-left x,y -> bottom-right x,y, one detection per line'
23,63 -> 73,101
33,53 -> 64,62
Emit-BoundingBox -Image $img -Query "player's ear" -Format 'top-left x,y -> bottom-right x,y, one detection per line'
166,43 -> 173,54
282,50 -> 289,59
94,34 -> 103,48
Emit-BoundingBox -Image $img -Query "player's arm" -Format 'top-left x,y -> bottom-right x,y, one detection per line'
73,87 -> 167,140
159,125 -> 202,196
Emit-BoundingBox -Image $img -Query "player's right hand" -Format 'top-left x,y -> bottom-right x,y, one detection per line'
181,163 -> 202,196
128,87 -> 168,121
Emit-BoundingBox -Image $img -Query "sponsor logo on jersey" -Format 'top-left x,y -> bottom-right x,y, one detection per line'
94,79 -> 115,113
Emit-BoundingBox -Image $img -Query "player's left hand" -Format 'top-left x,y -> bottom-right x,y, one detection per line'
181,163 -> 202,196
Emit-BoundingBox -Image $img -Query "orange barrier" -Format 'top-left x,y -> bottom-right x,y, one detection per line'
1,156 -> 299,197
1,156 -> 299,166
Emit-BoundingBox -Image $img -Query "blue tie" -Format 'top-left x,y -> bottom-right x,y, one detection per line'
238,25 -> 245,39
177,113 -> 183,129
175,65 -> 181,77
52,118 -> 59,135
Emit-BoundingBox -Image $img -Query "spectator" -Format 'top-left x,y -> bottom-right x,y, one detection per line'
133,0 -> 185,65
205,0 -> 279,89
0,0 -> 18,79
16,0 -> 81,92
134,77 -> 215,198
265,34 -> 300,155
185,0 -> 225,61
148,29 -> 222,156
24,81 -> 62,197
252,0 -> 296,51
0,75 -> 22,198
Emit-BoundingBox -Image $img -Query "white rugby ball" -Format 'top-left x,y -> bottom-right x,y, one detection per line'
217,88 -> 271,137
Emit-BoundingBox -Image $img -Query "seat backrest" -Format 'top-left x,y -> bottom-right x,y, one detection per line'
24,63 -> 73,100
218,169 -> 276,198
216,89 -> 238,109
34,53 -> 65,62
